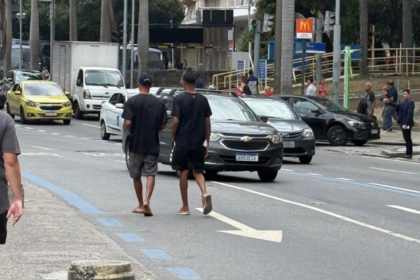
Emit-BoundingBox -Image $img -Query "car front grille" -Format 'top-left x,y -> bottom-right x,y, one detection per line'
281,131 -> 303,139
221,140 -> 269,151
38,113 -> 64,117
219,155 -> 271,165
39,105 -> 63,110
92,105 -> 102,110
284,148 -> 306,154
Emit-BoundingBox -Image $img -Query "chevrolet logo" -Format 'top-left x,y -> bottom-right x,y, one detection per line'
240,136 -> 252,143
282,133 -> 289,138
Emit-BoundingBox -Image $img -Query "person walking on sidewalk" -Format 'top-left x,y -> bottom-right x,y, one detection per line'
382,80 -> 399,131
122,74 -> 167,216
357,82 -> 376,116
317,78 -> 327,98
247,70 -> 259,95
0,111 -> 23,245
171,70 -> 213,215
385,89 -> 415,159
305,79 -> 317,96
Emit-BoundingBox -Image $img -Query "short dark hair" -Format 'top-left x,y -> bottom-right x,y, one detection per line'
307,78 -> 313,83
387,80 -> 394,86
404,89 -> 411,94
249,69 -> 254,75
182,70 -> 197,85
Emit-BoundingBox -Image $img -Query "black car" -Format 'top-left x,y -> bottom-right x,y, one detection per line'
0,70 -> 42,109
242,96 -> 316,164
123,92 -> 284,182
279,95 -> 380,146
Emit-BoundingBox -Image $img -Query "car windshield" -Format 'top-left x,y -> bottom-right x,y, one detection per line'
243,99 -> 299,120
16,72 -> 42,81
207,96 -> 258,122
85,70 -> 124,88
314,98 -> 348,113
24,83 -> 64,96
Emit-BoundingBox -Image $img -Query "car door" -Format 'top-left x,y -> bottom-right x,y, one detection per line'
8,83 -> 21,114
158,93 -> 174,163
292,97 -> 329,139
105,93 -> 122,132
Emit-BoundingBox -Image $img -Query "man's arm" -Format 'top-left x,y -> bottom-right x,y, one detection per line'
4,153 -> 22,225
124,120 -> 132,130
403,102 -> 415,127
205,117 -> 211,157
171,117 -> 179,141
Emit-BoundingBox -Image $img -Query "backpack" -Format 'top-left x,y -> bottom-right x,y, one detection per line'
357,98 -> 368,114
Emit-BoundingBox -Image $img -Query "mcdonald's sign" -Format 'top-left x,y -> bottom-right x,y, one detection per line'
296,19 -> 313,40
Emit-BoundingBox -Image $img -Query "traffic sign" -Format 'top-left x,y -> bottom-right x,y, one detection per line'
258,59 -> 267,80
296,19 -> 313,40
306,43 -> 326,54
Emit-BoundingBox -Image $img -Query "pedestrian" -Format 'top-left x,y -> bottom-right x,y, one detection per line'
384,89 -> 415,159
305,78 -> 317,96
265,86 -> 274,97
171,70 -> 213,215
183,60 -> 188,70
196,64 -> 207,89
122,74 -> 167,216
247,70 -> 259,95
382,80 -> 399,131
41,66 -> 50,81
0,111 -> 23,245
180,67 -> 193,86
243,85 -> 252,96
317,78 -> 327,98
357,82 -> 376,116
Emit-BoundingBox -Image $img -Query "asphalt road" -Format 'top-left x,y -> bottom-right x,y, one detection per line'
14,116 -> 420,280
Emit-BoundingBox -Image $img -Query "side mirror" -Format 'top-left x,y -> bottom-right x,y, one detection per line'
311,109 -> 322,115
259,116 -> 269,123
15,90 -> 21,95
115,103 -> 124,109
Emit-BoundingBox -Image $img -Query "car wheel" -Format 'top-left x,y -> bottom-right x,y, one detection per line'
125,139 -> 130,170
258,170 -> 278,182
327,125 -> 348,146
100,121 -> 111,140
352,140 -> 368,146
63,119 -> 71,125
74,102 -> 84,120
299,156 -> 313,164
20,107 -> 28,124
6,104 -> 14,119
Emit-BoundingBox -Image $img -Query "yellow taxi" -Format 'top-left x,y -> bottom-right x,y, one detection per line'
6,80 -> 72,125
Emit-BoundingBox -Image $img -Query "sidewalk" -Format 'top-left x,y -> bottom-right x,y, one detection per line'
370,129 -> 420,146
0,182 -> 155,280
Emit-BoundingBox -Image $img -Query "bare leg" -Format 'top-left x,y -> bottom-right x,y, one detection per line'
133,178 -> 144,212
178,170 -> 189,212
193,172 -> 207,206
144,176 -> 155,206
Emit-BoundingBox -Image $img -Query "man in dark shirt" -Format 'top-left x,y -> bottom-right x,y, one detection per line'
247,70 -> 259,95
172,70 -> 213,215
0,111 -> 23,245
122,74 -> 167,216
361,82 -> 376,115
383,80 -> 399,131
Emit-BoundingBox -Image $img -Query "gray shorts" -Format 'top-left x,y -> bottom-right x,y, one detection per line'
128,153 -> 159,178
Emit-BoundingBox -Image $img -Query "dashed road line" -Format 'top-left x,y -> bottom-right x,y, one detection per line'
97,218 -> 123,227
336,178 -> 354,181
167,268 -> 201,280
370,167 -> 417,175
32,146 -> 55,151
24,127 -> 34,130
83,123 -> 101,129
387,205 -> 420,215
282,169 -> 294,172
141,249 -> 173,260
37,130 -> 46,132
369,183 -> 420,195
117,233 -> 144,242
306,173 -> 321,176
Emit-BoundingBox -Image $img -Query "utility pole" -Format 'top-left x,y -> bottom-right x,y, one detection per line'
273,0 -> 282,94
50,0 -> 55,73
18,0 -> 23,70
253,20 -> 261,78
316,18 -> 323,83
332,0 -> 341,104
122,0 -> 128,84
138,0 -> 149,73
130,0 -> 135,88
248,1 -> 253,67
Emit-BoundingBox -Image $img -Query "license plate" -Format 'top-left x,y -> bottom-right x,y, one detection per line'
371,129 -> 378,134
45,112 -> 57,117
236,153 -> 259,162
283,141 -> 295,148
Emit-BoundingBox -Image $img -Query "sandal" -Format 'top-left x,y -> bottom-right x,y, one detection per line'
143,205 -> 153,217
203,194 -> 212,215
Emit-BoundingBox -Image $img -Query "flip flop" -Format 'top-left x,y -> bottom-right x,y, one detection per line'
132,207 -> 145,214
143,205 -> 153,217
203,194 -> 213,215
176,210 -> 191,215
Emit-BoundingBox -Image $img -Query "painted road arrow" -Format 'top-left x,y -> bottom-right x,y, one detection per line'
196,208 -> 283,243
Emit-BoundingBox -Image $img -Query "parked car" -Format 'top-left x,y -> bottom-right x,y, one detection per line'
6,81 -> 72,125
122,91 -> 284,182
100,90 -> 139,140
279,95 -> 380,146
242,96 -> 316,164
1,70 -> 42,109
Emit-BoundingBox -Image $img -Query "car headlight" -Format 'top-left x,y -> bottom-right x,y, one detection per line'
348,120 -> 366,129
63,101 -> 72,107
210,132 -> 221,141
25,100 -> 39,107
83,89 -> 92,99
269,134 -> 282,144
302,128 -> 314,138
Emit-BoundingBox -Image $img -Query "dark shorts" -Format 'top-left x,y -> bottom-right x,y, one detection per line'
128,153 -> 159,178
0,211 -> 7,245
171,144 -> 205,173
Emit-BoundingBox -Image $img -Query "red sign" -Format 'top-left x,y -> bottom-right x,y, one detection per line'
296,19 -> 313,39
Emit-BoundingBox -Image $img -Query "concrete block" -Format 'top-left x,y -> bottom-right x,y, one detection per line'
68,260 -> 135,280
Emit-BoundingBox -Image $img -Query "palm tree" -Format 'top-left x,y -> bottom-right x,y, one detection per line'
274,0 -> 282,94
359,0 -> 368,75
100,0 -> 111,42
138,0 -> 149,72
29,0 -> 40,70
70,0 -> 78,41
3,0 -> 12,72
280,0 -> 294,94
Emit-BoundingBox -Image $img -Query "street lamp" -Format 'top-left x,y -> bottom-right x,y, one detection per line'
16,0 -> 26,70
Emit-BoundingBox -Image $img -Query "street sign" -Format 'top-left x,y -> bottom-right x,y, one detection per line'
237,60 -> 245,79
296,19 -> 313,40
258,59 -> 267,80
306,43 -> 326,54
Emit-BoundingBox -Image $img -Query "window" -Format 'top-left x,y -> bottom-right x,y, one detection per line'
11,84 -> 20,92
243,99 -> 299,120
85,70 -> 124,88
7,71 -> 14,81
77,70 -> 83,86
109,93 -> 125,105
208,96 -> 258,122
16,72 -> 42,82
293,99 -> 319,115
24,84 -> 64,96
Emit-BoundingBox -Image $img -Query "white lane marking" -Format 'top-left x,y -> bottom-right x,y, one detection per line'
81,137 -> 92,140
195,208 -> 282,243
32,146 -> 55,151
282,169 -> 294,172
115,160 -> 126,163
306,173 -> 321,176
37,130 -> 46,132
83,123 -> 101,129
65,135 -> 76,138
369,183 -> 420,195
211,181 -> 420,245
21,152 -> 63,158
336,178 -> 354,181
15,125 -> 21,127
24,127 -> 34,130
363,156 -> 420,165
387,205 -> 420,215
370,167 -> 417,175
52,133 -> 60,135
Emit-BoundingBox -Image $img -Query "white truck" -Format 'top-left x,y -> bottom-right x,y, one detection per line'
52,41 -> 127,119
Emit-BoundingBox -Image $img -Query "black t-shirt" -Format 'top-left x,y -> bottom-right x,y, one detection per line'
172,92 -> 212,149
122,94 -> 167,155
387,87 -> 398,103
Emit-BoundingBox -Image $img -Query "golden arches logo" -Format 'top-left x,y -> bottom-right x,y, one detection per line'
300,21 -> 311,31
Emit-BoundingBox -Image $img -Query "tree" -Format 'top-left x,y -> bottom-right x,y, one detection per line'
402,0 -> 412,48
274,0 -> 282,94
138,0 -> 149,72
2,0 -> 12,72
281,0 -> 295,94
29,0 -> 40,70
359,0 -> 368,75
69,0 -> 77,41
100,0 -> 112,42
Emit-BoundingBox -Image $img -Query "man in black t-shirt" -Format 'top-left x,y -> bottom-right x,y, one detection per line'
361,82 -> 376,115
122,74 -> 167,217
172,70 -> 213,215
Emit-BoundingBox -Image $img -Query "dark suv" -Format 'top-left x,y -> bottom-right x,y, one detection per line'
123,92 -> 284,182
